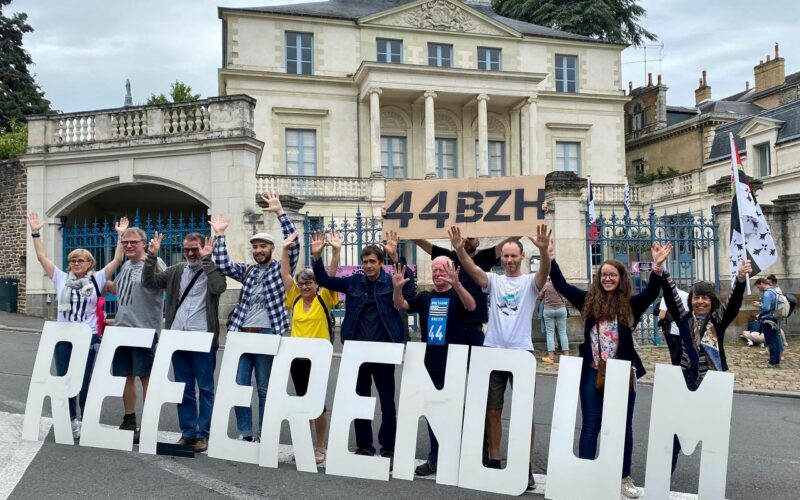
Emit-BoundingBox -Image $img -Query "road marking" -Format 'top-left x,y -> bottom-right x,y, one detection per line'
141,455 -> 269,500
0,411 -> 52,500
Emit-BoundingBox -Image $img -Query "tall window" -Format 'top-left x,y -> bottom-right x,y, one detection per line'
477,47 -> 501,71
631,103 -> 644,131
286,129 -> 316,176
286,31 -> 313,75
381,136 -> 406,178
436,138 -> 457,178
555,54 -> 578,92
428,43 -> 453,68
475,140 -> 506,176
754,143 -> 771,177
555,141 -> 580,174
377,38 -> 402,64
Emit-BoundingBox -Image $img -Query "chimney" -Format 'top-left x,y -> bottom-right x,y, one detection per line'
695,70 -> 711,104
657,74 -> 662,85
746,81 -> 750,91
754,42 -> 786,93
628,81 -> 633,94
648,72 -> 653,86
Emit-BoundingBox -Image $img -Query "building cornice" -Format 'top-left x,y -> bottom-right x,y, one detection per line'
626,113 -> 739,148
219,68 -> 355,87
353,61 -> 547,87
537,90 -> 629,104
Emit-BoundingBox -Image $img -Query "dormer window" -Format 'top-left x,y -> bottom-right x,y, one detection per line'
632,103 -> 644,131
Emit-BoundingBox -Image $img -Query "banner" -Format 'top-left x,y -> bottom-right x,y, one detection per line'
382,175 -> 546,239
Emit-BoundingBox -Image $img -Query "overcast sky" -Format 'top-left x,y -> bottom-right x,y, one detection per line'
10,0 -> 800,113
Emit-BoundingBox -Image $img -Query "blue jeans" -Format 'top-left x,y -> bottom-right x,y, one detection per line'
234,329 -> 275,438
354,362 -> 397,454
579,368 -> 636,477
54,334 -> 99,420
543,307 -> 569,352
761,321 -> 781,365
173,347 -> 217,440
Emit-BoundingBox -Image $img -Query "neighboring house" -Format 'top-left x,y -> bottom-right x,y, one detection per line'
218,0 -> 631,216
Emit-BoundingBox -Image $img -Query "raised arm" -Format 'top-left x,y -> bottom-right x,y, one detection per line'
660,271 -> 686,323
262,192 -> 300,274
549,259 -> 587,311
392,263 -> 411,311
209,214 -> 248,281
384,229 -> 400,264
631,242 -> 671,316
142,232 -> 169,290
280,232 -> 299,291
528,224 -> 551,290
442,260 -> 476,311
27,213 -> 54,278
412,239 -> 434,255
310,235 -> 350,293
449,226 -> 488,289
102,216 -> 129,276
198,236 -> 227,295
718,260 -> 751,330
328,231 -> 342,276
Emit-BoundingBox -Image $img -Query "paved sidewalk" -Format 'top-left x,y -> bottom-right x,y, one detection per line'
536,340 -> 799,395
0,311 -> 44,333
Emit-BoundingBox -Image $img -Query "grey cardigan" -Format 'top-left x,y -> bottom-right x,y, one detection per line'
142,253 -> 227,347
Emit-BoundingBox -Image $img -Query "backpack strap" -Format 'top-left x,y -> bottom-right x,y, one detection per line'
90,275 -> 101,296
292,292 -> 335,343
177,268 -> 204,310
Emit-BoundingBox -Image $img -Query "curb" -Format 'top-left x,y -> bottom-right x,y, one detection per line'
0,325 -> 42,334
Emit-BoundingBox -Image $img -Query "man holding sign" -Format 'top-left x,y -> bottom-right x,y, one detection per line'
391,256 -> 476,476
452,223 -> 551,490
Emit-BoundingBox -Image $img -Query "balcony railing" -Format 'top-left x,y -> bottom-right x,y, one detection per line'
256,175 -> 373,201
26,95 -> 256,153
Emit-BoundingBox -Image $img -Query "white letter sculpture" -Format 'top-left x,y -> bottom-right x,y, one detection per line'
458,347 -> 536,496
393,342 -> 468,485
139,329 -> 213,454
545,356 -> 631,500
326,340 -> 404,481
23,321 -> 91,444
79,326 -> 156,451
259,337 -> 333,472
644,364 -> 734,500
207,332 -> 280,464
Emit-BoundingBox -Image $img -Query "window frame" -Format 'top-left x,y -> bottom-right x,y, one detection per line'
477,47 -> 501,71
376,38 -> 403,64
555,141 -> 581,174
435,137 -> 458,178
475,139 -> 506,176
555,54 -> 578,93
285,128 -> 317,176
754,142 -> 771,177
428,43 -> 453,68
381,136 -> 407,179
285,31 -> 314,75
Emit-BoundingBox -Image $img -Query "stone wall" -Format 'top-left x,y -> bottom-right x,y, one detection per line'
0,159 -> 27,313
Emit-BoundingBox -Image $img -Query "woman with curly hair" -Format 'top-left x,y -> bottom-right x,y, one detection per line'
549,239 -> 672,499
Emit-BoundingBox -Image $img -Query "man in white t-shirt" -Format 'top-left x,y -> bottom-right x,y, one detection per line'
658,287 -> 689,366
450,223 -> 550,491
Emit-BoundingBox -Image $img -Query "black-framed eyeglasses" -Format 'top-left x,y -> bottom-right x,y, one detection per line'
121,240 -> 143,246
297,281 -> 316,288
183,247 -> 200,254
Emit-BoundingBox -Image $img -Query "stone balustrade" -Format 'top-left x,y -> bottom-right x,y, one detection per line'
637,170 -> 703,203
591,182 -> 639,203
256,174 -> 373,201
25,95 -> 256,153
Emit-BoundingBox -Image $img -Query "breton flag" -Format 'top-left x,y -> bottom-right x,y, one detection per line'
587,178 -> 598,242
623,178 -> 632,236
728,133 -> 777,281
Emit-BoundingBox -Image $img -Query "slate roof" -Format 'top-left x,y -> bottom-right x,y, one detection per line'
666,106 -> 698,127
222,0 -> 625,45
707,99 -> 800,162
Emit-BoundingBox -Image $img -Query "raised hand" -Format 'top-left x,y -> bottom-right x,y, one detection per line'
441,260 -> 460,287
261,192 -> 284,215
310,231 -> 326,259
208,214 -> 229,236
737,259 -> 752,280
115,216 -> 129,236
652,241 -> 673,267
384,229 -> 399,259
448,226 -> 464,251
27,212 -> 44,233
391,263 -> 409,289
329,231 -> 343,251
198,236 -> 214,258
527,224 -> 552,251
283,231 -> 299,248
148,231 -> 164,256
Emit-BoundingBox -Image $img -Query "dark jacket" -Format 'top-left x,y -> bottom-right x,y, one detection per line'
662,271 -> 745,389
142,254 -> 227,347
312,257 -> 415,343
549,259 -> 662,381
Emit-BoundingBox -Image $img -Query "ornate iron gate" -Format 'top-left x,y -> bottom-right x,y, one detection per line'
586,205 -> 719,344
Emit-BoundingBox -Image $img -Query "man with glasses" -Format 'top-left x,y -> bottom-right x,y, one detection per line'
142,232 -> 226,453
211,192 -> 299,442
112,227 -> 166,443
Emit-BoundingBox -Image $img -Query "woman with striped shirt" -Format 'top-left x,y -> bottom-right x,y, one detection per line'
28,212 -> 128,439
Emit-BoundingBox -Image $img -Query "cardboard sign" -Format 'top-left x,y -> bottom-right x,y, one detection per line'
383,176 -> 546,239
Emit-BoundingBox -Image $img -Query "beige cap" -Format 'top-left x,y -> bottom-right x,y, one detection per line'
249,232 -> 275,244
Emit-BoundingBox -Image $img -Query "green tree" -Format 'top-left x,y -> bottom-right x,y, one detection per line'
0,119 -> 26,159
146,80 -> 201,105
0,0 -> 51,131
492,0 -> 656,46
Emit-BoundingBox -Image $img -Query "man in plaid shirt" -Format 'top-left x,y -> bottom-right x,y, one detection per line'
210,192 -> 299,441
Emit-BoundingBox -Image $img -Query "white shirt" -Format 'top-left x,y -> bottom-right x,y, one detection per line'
52,268 -> 106,335
659,289 -> 689,336
483,273 -> 539,350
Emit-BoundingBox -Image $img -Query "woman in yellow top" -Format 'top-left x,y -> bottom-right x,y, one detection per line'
281,230 -> 341,464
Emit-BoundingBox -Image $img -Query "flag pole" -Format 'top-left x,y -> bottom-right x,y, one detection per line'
729,133 -> 751,294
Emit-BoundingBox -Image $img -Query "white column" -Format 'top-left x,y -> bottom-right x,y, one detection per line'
477,93 -> 490,177
526,97 -> 538,175
424,90 -> 437,179
369,88 -> 383,177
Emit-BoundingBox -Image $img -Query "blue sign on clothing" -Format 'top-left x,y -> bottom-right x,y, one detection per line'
427,297 -> 450,346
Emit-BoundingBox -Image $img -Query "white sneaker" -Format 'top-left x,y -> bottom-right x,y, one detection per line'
71,418 -> 81,440
621,476 -> 641,498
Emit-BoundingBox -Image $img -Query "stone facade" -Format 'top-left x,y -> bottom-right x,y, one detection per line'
0,159 -> 27,313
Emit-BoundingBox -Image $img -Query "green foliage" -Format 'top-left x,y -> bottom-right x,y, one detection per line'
0,119 -> 27,159
0,0 -> 52,130
491,0 -> 657,46
634,166 -> 679,184
146,80 -> 201,105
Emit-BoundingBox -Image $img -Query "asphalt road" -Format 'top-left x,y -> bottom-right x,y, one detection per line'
1,329 -> 798,499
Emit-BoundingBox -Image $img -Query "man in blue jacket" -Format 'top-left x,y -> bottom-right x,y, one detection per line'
312,231 -> 415,459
